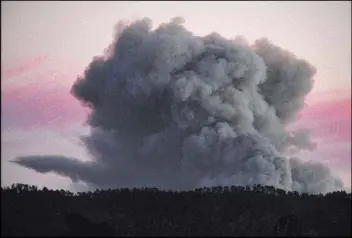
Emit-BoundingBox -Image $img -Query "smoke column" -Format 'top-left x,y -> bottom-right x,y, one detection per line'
13,17 -> 344,194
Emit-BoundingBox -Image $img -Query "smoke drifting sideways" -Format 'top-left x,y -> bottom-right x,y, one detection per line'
13,17 -> 345,194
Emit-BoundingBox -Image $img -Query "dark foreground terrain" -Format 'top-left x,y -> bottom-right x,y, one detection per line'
1,183 -> 351,236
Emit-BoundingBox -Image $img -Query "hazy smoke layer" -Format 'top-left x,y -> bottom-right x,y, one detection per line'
14,17 -> 344,194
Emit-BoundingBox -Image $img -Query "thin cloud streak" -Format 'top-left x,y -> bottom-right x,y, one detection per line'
2,55 -> 49,81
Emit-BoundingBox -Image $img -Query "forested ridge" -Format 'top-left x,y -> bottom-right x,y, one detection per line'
1,183 -> 351,236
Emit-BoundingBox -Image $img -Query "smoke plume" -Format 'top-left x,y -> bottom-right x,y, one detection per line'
13,17 -> 344,194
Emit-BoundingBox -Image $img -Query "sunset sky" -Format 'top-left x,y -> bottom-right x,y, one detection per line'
1,1 -> 351,191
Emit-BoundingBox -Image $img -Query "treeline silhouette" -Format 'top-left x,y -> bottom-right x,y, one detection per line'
1,183 -> 351,236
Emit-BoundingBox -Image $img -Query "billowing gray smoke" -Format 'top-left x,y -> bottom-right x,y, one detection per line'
14,17 -> 344,194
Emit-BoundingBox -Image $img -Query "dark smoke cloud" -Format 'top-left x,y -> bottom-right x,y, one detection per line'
13,17 -> 344,194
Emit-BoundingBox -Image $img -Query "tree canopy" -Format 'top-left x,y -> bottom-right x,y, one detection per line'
1,183 -> 351,236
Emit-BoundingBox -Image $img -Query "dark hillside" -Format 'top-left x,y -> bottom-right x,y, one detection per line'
1,184 -> 351,236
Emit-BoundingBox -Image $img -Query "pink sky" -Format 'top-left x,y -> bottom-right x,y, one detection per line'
1,1 -> 350,190
2,78 -> 86,129
298,96 -> 351,140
